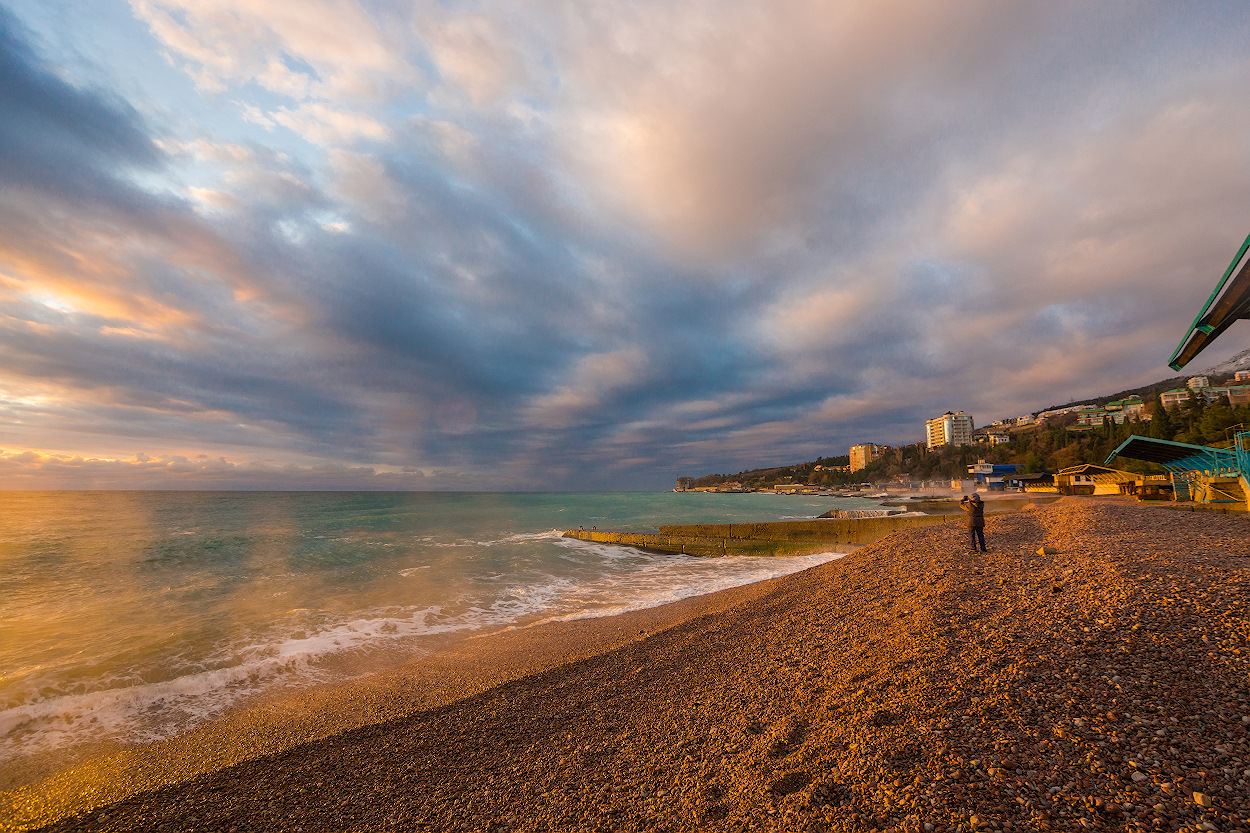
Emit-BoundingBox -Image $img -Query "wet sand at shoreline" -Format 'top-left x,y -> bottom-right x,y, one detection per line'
15,498 -> 1250,832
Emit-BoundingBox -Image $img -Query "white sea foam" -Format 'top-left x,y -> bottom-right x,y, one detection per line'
410,529 -> 565,549
462,529 -> 567,547
513,551 -> 844,627
0,584 -> 576,761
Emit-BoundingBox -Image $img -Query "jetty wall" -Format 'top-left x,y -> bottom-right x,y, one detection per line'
562,514 -> 953,557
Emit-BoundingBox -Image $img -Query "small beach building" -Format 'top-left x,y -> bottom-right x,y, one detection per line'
1055,464 -> 1139,496
1004,472 -> 1057,492
1106,435 -> 1248,506
967,460 -> 1022,490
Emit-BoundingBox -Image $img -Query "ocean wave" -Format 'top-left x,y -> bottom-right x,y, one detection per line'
398,565 -> 431,576
410,529 -> 566,549
0,586 -> 573,762
483,551 -> 844,633
1,539 -> 841,764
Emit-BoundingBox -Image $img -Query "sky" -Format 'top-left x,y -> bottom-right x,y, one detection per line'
2,1 -> 1250,490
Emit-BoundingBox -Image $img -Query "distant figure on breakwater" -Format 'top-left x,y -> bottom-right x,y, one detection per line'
961,493 -> 987,552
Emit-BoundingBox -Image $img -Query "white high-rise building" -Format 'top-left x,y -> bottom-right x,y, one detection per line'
926,411 -> 974,450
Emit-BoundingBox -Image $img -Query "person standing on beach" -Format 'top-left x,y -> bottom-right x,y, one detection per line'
961,493 -> 987,552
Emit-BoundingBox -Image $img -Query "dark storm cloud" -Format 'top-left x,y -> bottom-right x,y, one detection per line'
0,6 -> 160,196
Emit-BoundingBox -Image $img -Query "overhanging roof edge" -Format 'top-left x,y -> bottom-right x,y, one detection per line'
1169,228 -> 1250,369
1106,434 -> 1238,468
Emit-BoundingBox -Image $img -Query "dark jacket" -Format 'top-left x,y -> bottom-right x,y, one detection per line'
962,497 -> 985,528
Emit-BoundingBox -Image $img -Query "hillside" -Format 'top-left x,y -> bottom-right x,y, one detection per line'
1040,347 -> 1250,413
681,355 -> 1250,488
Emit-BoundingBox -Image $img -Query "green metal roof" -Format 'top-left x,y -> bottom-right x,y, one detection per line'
1169,230 -> 1250,370
1105,435 -> 1238,471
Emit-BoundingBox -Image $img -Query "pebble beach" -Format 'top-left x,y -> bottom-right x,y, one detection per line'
21,497 -> 1250,832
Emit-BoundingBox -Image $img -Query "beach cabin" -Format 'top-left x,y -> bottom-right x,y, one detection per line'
1004,472 -> 1057,493
1106,435 -> 1248,507
1055,464 -> 1138,496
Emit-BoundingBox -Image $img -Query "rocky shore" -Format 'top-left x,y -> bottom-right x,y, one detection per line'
28,498 -> 1250,833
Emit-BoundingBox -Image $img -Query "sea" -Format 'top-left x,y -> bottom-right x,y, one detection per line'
0,490 -> 887,782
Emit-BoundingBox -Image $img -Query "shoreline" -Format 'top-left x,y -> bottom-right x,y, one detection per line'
13,497 -> 1250,832
2,553 -> 837,831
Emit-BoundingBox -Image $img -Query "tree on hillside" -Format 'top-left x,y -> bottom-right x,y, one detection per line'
1148,393 -> 1172,439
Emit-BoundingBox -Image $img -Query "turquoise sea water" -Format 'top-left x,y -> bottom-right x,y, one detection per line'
0,490 -> 880,774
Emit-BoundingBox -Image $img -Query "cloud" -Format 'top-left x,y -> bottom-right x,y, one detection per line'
0,7 -> 160,191
525,348 -> 650,428
421,12 -> 531,106
554,0 -> 1063,258
0,447 -> 443,490
327,149 -> 408,222
4,2 -> 1250,491
130,0 -> 414,100
270,102 -> 390,146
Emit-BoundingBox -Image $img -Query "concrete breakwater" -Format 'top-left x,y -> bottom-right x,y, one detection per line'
875,495 -> 1059,515
562,496 -> 1062,556
562,514 -> 953,557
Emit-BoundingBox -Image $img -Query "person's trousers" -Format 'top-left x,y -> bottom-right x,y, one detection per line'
969,527 -> 986,552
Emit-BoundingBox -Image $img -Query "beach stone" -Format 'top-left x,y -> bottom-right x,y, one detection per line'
1194,792 -> 1213,807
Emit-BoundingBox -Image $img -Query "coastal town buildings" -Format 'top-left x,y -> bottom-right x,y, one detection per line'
1161,384 -> 1250,408
848,443 -> 888,472
925,411 -> 974,450
1187,376 -> 1210,391
972,430 -> 1011,445
1036,405 -> 1093,420
1236,370 -> 1250,382
1075,395 -> 1150,427
1160,388 -> 1191,409
1226,385 -> 1250,406
1204,384 -> 1250,405
1118,396 -> 1148,418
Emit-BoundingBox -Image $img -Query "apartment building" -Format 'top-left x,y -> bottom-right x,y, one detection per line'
925,411 -> 974,450
1160,388 -> 1190,409
848,443 -> 888,473
1163,384 -> 1250,408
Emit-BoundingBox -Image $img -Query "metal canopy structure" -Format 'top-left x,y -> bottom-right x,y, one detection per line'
1169,230 -> 1250,370
1105,435 -> 1239,473
1056,463 -> 1137,482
